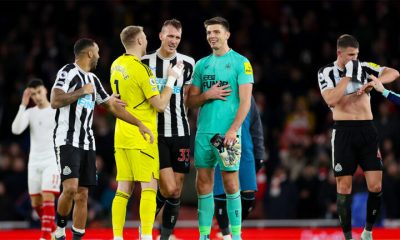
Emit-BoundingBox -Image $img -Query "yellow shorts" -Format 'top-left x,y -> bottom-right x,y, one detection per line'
115,144 -> 159,182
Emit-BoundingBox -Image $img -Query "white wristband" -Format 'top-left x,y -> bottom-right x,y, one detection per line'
165,76 -> 176,89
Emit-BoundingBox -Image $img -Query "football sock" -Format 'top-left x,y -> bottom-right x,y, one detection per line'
241,191 -> 255,220
41,200 -> 55,239
337,193 -> 352,239
160,197 -> 180,239
198,193 -> 214,237
112,190 -> 130,238
214,194 -> 230,235
156,189 -> 167,216
366,191 -> 382,231
226,191 -> 241,239
140,188 -> 157,235
71,225 -> 85,240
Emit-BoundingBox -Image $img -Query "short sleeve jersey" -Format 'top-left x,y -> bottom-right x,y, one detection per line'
110,54 -> 159,149
192,49 -> 254,135
318,61 -> 385,95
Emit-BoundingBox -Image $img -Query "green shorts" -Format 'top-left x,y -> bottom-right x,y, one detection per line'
194,133 -> 241,171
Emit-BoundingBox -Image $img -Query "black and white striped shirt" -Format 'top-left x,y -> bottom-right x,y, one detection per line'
52,63 -> 110,150
318,60 -> 384,95
142,50 -> 195,137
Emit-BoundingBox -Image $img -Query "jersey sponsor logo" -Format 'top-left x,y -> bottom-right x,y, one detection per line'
77,94 -> 95,110
202,79 -> 229,89
244,62 -> 253,74
334,163 -> 342,172
63,166 -> 72,175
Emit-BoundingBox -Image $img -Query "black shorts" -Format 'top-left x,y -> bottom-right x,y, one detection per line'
158,135 -> 191,173
332,120 -> 383,177
55,145 -> 97,186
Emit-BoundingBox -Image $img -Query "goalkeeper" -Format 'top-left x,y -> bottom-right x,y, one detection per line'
213,96 -> 266,240
186,16 -> 253,240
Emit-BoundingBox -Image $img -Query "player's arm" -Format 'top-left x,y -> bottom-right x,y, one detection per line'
102,96 -> 154,143
148,63 -> 184,112
51,83 -> 93,109
320,60 -> 362,107
378,67 -> 399,84
11,89 -> 31,135
224,83 -> 253,145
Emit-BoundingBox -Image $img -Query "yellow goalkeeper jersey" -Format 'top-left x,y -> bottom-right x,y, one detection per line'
110,54 -> 159,149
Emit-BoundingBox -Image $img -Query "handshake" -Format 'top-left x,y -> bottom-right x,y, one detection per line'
210,134 -> 241,167
344,60 -> 363,83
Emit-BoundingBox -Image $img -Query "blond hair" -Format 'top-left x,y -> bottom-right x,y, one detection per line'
120,25 -> 143,49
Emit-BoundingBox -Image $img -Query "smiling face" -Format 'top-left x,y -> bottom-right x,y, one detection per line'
159,25 -> 181,57
206,24 -> 230,52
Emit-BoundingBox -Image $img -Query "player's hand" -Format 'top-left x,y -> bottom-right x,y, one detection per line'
223,130 -> 237,147
111,94 -> 127,107
21,88 -> 31,106
82,83 -> 94,95
345,60 -> 362,82
205,81 -> 232,100
138,123 -> 154,144
167,62 -> 184,80
367,75 -> 385,93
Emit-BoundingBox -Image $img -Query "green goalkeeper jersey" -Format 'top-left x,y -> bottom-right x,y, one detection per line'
192,49 -> 254,135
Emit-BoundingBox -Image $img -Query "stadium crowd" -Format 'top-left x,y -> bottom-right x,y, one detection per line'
1,0 -> 400,227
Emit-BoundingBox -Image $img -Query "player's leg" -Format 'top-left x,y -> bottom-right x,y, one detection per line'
159,171 -> 185,240
195,133 -> 218,240
70,148 -> 97,240
155,137 -> 170,216
332,125 -> 357,240
159,136 -> 190,240
360,123 -> 383,240
29,164 -> 43,219
361,171 -> 382,240
197,168 -> 215,240
40,163 -> 61,239
221,170 -> 241,240
213,165 -> 230,239
137,144 -> 160,240
55,145 -> 82,240
112,148 -> 135,239
238,156 -> 257,221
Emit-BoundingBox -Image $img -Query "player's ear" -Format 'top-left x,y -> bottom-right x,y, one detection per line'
88,50 -> 93,58
159,32 -> 163,41
225,31 -> 230,40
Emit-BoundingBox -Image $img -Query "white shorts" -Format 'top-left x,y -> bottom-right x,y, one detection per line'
28,160 -> 61,196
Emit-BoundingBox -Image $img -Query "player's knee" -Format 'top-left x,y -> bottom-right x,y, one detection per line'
368,183 -> 382,193
74,191 -> 88,204
164,185 -> 181,198
63,186 -> 78,198
223,181 -> 239,194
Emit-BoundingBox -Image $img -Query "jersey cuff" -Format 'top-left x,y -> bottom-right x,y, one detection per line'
19,105 -> 27,110
382,89 -> 390,98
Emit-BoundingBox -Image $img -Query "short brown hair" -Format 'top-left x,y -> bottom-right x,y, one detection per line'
162,19 -> 182,31
120,26 -> 143,49
204,16 -> 229,31
337,34 -> 359,49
